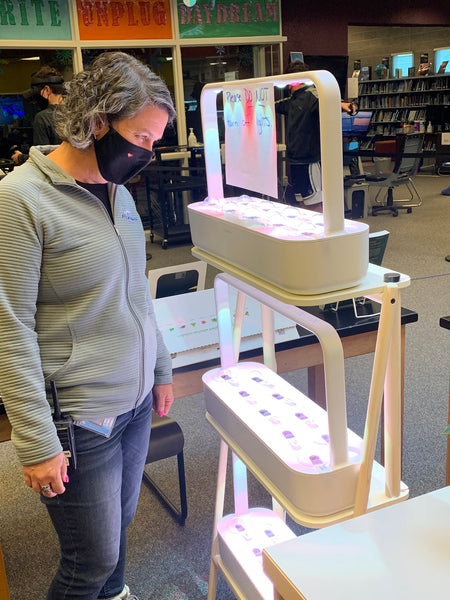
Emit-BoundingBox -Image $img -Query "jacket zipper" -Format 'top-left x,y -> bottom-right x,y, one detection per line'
108,184 -> 146,404
67,181 -> 147,403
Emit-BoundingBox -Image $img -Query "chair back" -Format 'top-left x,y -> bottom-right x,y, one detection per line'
369,230 -> 389,265
393,133 -> 424,179
148,261 -> 207,298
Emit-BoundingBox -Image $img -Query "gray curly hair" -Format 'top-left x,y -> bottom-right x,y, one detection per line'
54,51 -> 176,149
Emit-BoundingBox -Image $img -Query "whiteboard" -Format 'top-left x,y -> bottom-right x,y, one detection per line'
223,81 -> 278,199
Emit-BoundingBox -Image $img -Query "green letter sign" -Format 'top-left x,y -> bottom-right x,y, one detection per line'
178,0 -> 280,38
0,0 -> 71,40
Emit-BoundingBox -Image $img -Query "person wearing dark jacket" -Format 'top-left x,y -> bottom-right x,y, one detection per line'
11,66 -> 64,165
276,60 -> 355,210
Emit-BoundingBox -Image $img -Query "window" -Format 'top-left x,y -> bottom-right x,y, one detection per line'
0,49 -> 74,158
434,47 -> 450,74
181,44 -> 281,143
81,47 -> 177,147
391,53 -> 413,77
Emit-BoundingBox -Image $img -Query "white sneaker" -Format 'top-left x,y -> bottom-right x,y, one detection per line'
103,585 -> 139,600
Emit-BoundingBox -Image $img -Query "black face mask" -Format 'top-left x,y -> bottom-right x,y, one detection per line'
93,126 -> 154,185
23,87 -> 48,110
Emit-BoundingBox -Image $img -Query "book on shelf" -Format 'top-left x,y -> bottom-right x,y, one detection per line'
438,61 -> 449,74
358,71 -> 449,139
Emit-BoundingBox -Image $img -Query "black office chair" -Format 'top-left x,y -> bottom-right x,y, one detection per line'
366,133 -> 424,217
143,414 -> 187,525
142,264 -> 205,525
147,260 -> 207,299
435,132 -> 450,175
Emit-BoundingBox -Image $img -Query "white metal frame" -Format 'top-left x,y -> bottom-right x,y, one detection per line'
200,70 -> 345,236
203,265 -> 409,600
193,68 -> 410,599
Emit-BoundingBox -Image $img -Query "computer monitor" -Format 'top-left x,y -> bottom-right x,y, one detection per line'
426,104 -> 450,128
342,110 -> 373,138
0,95 -> 25,125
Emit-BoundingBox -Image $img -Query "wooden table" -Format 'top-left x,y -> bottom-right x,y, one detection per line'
0,303 -> 417,444
170,301 -> 416,468
0,544 -> 9,600
263,486 -> 450,600
0,412 -> 11,443
171,302 -> 418,410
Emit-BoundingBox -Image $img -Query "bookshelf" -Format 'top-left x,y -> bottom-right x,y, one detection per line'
358,73 -> 450,146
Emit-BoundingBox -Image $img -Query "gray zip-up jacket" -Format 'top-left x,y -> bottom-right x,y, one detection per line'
0,146 -> 172,465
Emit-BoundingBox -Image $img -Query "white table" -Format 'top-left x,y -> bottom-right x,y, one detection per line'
263,486 -> 450,600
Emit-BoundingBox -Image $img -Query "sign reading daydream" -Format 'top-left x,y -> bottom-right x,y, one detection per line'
0,0 -> 72,40
224,81 -> 278,199
178,0 -> 280,38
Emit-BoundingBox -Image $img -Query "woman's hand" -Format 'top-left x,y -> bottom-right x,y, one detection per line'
23,452 -> 68,497
152,383 -> 174,417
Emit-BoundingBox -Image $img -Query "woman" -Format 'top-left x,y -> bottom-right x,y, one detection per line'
0,51 -> 176,600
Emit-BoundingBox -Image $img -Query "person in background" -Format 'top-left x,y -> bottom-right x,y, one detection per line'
186,80 -> 205,143
0,51 -> 176,600
276,60 -> 356,211
11,65 -> 64,165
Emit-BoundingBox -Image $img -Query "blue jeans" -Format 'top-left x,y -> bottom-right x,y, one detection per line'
42,393 -> 153,599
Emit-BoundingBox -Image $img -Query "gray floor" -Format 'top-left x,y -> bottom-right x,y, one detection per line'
1,172 -> 449,599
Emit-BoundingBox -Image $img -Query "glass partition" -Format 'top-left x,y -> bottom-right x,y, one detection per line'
181,44 -> 282,143
0,49 -> 74,161
81,47 -> 177,146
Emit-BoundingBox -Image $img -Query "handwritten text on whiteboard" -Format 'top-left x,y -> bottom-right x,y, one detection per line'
224,82 -> 277,199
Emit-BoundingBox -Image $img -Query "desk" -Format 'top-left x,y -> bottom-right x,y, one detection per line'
263,486 -> 450,600
440,316 -> 450,485
0,412 -> 11,443
0,303 -> 417,445
168,298 -> 416,475
170,302 -> 418,408
0,542 -> 9,600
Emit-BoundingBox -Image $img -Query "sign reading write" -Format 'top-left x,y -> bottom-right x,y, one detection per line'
0,0 -> 71,40
224,82 -> 277,199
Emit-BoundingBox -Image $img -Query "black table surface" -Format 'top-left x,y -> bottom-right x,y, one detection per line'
173,301 -> 418,374
440,316 -> 450,331
295,302 -> 417,342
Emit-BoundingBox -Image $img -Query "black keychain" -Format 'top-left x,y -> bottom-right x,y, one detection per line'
50,380 -> 77,470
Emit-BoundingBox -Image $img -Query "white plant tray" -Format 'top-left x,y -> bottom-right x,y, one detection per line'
217,508 -> 296,600
205,362 -> 369,519
189,196 -> 369,295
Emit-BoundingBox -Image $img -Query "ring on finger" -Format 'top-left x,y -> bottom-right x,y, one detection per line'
41,484 -> 52,493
